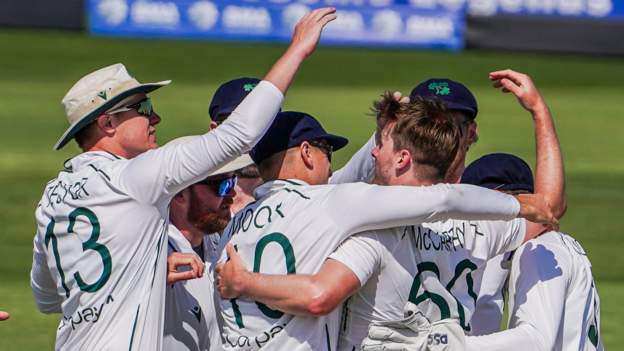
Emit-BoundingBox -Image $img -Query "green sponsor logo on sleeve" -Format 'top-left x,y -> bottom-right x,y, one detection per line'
97,90 -> 108,100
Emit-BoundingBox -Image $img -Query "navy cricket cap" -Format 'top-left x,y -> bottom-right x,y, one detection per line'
410,78 -> 478,119
209,77 -> 261,122
461,153 -> 534,193
251,111 -> 349,164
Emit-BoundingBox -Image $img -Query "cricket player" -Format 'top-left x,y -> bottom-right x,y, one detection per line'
409,78 -> 478,184
351,71 -> 565,351
209,77 -> 265,213
164,146 -> 254,351
214,102 -> 557,351
216,70 -> 565,350
208,77 -> 376,213
411,72 -> 567,335
29,8 -> 338,350
461,154 -> 603,351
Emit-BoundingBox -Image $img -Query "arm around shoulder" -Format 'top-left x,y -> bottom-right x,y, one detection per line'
216,244 -> 360,316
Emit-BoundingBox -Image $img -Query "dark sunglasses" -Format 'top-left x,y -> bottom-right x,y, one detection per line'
309,139 -> 333,162
196,175 -> 238,197
108,97 -> 154,117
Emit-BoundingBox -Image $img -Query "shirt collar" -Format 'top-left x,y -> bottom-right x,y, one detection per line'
253,178 -> 309,199
167,224 -> 194,253
62,151 -> 124,173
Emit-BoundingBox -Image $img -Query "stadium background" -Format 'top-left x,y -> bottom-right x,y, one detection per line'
0,0 -> 623,349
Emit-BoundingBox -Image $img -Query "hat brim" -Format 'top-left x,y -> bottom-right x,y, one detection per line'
53,80 -> 171,150
321,133 -> 349,151
208,154 -> 255,177
445,102 -> 477,120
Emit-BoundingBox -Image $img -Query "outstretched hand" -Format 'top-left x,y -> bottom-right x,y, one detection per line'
489,69 -> 546,113
167,252 -> 205,285
289,7 -> 337,59
264,7 -> 337,94
215,244 -> 250,299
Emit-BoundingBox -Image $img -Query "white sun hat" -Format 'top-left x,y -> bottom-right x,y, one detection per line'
165,136 -> 255,177
54,63 -> 171,150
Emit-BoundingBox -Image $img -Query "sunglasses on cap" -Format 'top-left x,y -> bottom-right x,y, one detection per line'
196,175 -> 238,197
308,139 -> 333,162
107,97 -> 154,117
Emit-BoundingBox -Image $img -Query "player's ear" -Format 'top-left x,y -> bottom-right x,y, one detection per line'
209,121 -> 218,130
466,120 -> 478,148
95,114 -> 116,135
396,149 -> 411,171
169,188 -> 192,226
173,188 -> 190,204
300,141 -> 314,169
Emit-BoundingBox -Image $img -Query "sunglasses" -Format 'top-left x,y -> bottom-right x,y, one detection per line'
309,139 -> 333,162
196,175 -> 238,197
107,97 -> 154,117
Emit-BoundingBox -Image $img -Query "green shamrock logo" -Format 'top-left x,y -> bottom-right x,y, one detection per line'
243,83 -> 257,92
428,82 -> 451,96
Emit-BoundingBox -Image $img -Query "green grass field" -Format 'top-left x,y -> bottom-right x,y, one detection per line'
0,29 -> 623,350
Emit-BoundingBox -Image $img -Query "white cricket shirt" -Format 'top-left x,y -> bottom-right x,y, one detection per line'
468,252 -> 512,336
329,218 -> 526,351
30,81 -> 283,351
164,225 -> 222,351
466,231 -> 603,351
216,179 -> 522,351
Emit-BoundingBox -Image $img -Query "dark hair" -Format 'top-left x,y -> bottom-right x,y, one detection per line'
74,122 -> 97,150
373,92 -> 462,180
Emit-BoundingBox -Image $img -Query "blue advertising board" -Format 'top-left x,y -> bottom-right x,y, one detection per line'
88,0 -> 466,50
467,0 -> 624,19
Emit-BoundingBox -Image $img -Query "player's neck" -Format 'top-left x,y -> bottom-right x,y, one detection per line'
88,142 -> 136,159
389,171 -> 439,187
273,169 -> 320,185
178,227 -> 204,247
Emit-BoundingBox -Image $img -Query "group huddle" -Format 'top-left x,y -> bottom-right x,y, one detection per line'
29,7 -> 602,351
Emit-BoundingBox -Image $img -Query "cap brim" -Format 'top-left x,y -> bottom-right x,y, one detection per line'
53,80 -> 171,150
208,154 -> 255,176
321,134 -> 349,151
445,102 -> 477,119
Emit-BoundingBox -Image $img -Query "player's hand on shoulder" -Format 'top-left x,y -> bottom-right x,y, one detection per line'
167,252 -> 205,285
488,69 -> 547,113
215,244 -> 250,299
288,7 -> 337,59
515,193 -> 559,229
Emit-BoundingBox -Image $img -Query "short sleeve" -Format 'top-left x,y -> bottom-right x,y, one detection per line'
328,232 -> 384,286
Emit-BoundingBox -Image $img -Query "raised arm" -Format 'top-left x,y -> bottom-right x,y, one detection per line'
265,8 -> 337,94
118,8 -> 337,204
489,69 -> 566,218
